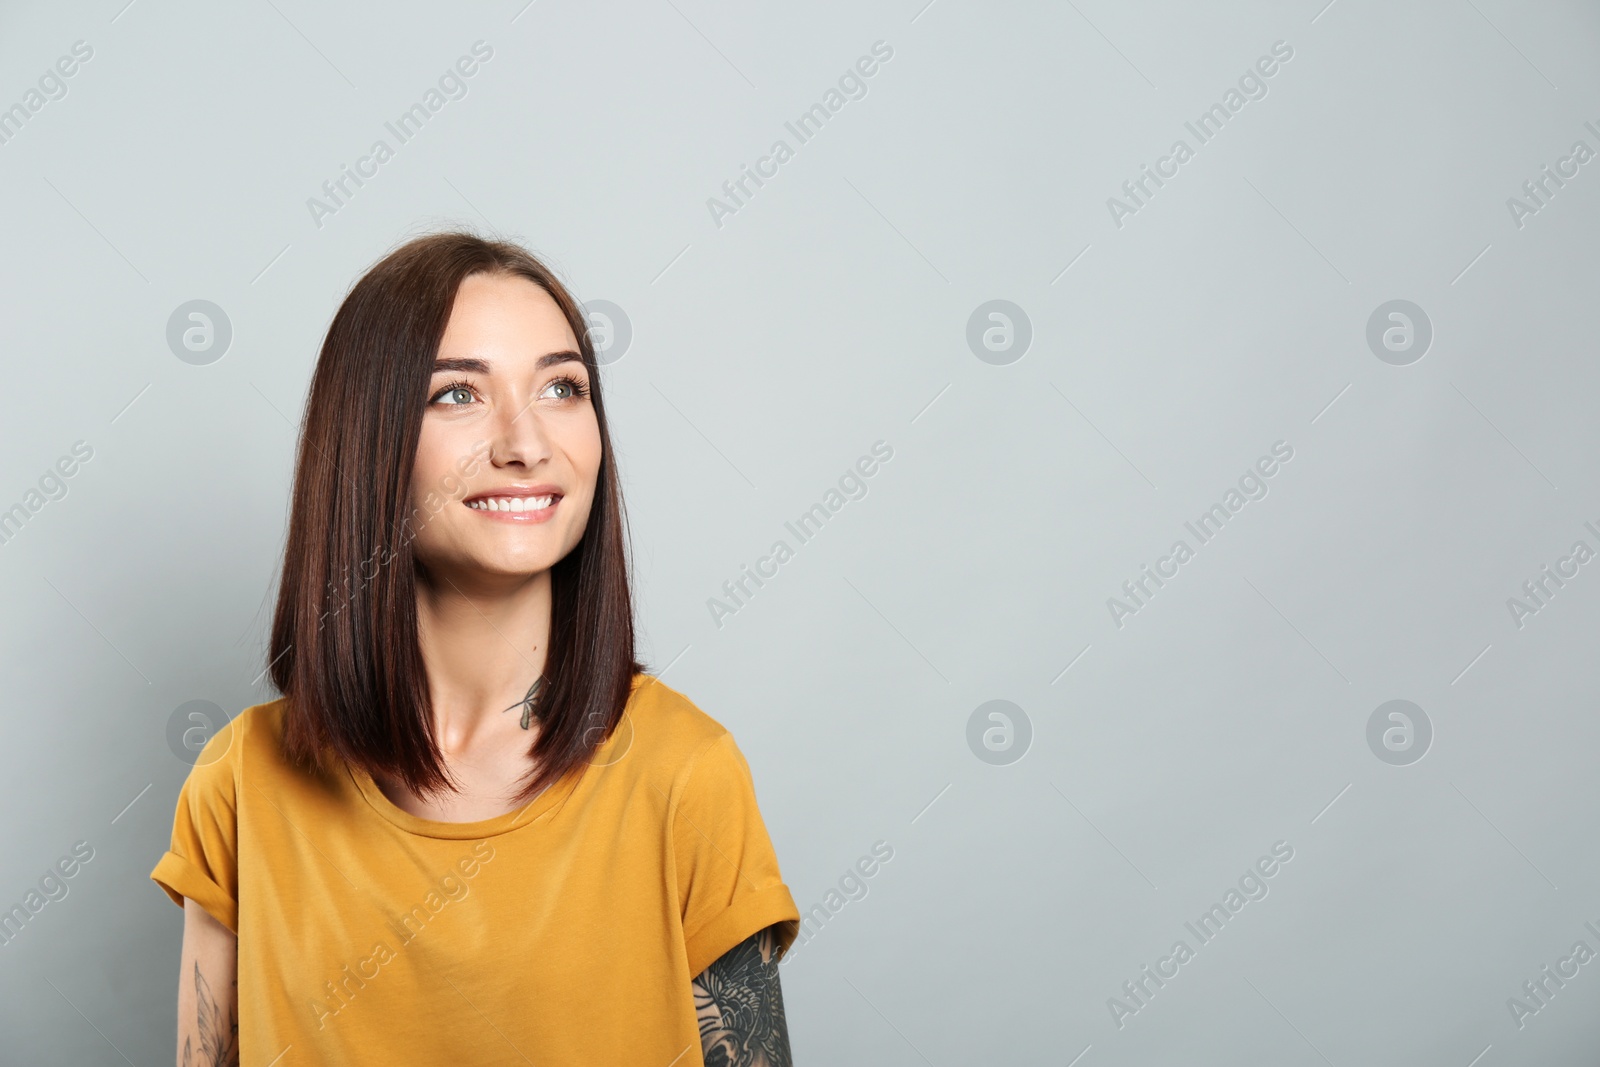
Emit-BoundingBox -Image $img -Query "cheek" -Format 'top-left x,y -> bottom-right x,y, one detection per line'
568,419 -> 604,491
556,422 -> 604,543
412,423 -> 468,497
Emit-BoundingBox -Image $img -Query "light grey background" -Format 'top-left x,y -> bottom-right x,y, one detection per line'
2,0 -> 1598,1063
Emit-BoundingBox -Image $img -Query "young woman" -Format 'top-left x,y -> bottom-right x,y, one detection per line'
150,233 -> 800,1065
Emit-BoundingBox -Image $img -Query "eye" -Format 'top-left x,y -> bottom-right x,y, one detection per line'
541,374 -> 590,402
429,379 -> 480,406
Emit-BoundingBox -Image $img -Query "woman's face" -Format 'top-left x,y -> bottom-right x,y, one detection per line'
408,271 -> 602,586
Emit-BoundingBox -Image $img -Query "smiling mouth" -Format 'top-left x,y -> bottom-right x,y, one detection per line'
465,495 -> 557,513
461,482 -> 565,523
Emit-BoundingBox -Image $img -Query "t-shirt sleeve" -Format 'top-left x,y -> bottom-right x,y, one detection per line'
673,731 -> 800,978
149,716 -> 241,934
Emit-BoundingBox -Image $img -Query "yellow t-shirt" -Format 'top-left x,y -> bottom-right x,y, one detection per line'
150,672 -> 799,1066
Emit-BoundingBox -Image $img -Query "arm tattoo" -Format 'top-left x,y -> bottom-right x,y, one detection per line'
181,960 -> 239,1067
692,925 -> 792,1067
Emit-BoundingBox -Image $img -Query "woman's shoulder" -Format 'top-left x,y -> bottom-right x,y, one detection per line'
231,696 -> 290,746
189,697 -> 297,778
620,674 -> 780,828
624,672 -> 741,768
168,697 -> 299,807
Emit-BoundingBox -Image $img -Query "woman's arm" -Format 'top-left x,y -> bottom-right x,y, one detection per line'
177,897 -> 239,1067
691,924 -> 792,1066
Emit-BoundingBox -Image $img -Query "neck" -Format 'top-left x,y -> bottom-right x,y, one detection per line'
415,567 -> 552,753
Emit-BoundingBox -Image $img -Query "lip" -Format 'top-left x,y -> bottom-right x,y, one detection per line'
462,485 -> 563,523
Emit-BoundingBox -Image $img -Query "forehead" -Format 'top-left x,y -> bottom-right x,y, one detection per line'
439,272 -> 579,357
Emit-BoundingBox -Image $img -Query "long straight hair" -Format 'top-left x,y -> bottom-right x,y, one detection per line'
268,231 -> 644,805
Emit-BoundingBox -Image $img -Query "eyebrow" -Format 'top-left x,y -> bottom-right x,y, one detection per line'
431,351 -> 584,375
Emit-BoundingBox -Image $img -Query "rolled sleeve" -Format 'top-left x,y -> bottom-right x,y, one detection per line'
150,717 -> 240,934
673,732 -> 799,977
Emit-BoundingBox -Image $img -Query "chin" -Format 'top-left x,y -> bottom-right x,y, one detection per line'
472,546 -> 565,577
414,537 -> 565,582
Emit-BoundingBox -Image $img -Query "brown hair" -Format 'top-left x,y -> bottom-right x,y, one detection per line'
268,231 -> 644,804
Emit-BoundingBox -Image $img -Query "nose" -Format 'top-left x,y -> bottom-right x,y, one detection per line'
487,392 -> 553,470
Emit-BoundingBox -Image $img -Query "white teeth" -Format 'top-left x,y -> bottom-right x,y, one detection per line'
469,495 -> 555,512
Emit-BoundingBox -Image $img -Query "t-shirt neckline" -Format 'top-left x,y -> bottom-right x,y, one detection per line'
346,758 -> 584,840
344,676 -> 647,839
